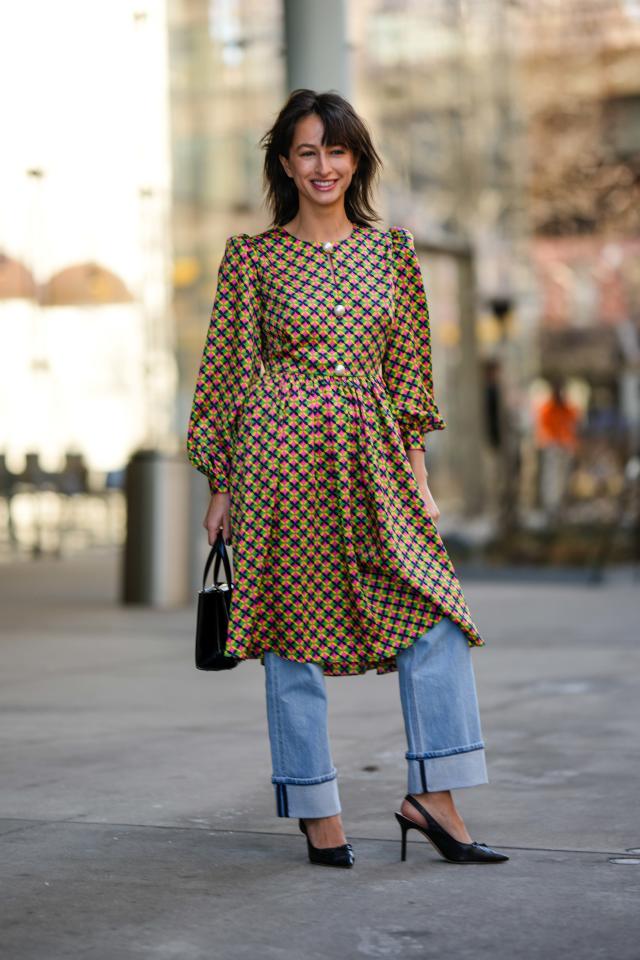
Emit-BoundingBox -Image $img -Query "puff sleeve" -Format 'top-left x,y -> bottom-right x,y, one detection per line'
382,227 -> 447,451
186,234 -> 263,493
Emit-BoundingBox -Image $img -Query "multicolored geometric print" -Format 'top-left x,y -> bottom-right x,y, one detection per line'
187,223 -> 486,675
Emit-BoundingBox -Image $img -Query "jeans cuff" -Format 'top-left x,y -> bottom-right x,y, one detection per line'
273,777 -> 341,818
407,746 -> 489,792
271,766 -> 337,786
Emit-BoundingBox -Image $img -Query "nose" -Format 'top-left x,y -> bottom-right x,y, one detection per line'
315,153 -> 335,177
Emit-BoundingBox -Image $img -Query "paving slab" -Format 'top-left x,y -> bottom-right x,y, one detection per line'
1,548 -> 639,958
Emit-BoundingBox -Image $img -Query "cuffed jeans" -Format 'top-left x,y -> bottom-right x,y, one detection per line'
264,615 -> 488,819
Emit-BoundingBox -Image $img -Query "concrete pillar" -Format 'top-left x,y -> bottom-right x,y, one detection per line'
283,0 -> 351,97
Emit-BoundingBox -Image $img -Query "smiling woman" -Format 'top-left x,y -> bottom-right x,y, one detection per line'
186,88 -> 509,870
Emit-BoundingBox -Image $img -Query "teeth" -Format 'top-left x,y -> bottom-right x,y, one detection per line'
313,181 -> 334,185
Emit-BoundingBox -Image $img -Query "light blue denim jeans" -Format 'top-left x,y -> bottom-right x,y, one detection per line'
264,615 -> 488,818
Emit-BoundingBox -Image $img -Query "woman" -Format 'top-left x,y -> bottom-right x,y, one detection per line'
187,89 -> 509,868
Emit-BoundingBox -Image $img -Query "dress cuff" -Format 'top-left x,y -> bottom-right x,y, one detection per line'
402,428 -> 427,451
398,409 -> 447,450
207,468 -> 230,494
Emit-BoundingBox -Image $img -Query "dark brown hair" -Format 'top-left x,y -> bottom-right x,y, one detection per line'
259,88 -> 383,227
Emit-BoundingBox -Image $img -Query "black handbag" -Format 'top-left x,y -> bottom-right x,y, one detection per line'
195,530 -> 239,671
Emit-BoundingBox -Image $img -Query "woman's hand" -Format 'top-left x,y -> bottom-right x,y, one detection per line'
416,478 -> 440,523
204,492 -> 232,545
407,448 -> 440,524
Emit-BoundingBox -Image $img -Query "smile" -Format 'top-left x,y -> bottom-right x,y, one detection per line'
311,180 -> 338,191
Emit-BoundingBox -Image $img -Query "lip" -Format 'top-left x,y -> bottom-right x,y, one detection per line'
311,180 -> 338,192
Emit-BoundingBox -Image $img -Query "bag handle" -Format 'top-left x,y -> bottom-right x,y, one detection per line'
202,530 -> 233,590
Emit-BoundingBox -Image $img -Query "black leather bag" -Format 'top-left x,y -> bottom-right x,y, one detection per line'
195,531 -> 239,671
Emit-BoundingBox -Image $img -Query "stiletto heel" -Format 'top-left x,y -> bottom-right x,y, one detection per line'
394,794 -> 509,864
299,818 -> 355,868
395,812 -> 409,862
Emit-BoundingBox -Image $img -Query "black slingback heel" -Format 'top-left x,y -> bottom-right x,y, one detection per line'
395,794 -> 509,864
299,819 -> 355,868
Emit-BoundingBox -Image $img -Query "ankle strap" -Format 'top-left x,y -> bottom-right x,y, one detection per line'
405,793 -> 432,822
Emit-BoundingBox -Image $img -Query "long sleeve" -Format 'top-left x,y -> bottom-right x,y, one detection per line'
382,226 -> 447,451
186,233 -> 263,493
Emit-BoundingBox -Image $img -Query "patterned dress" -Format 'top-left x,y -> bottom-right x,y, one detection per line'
187,223 -> 485,676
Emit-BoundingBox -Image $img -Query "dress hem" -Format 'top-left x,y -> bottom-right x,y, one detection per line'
224,614 -> 485,677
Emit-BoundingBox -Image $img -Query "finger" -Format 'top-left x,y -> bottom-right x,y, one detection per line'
206,518 -> 221,545
207,521 -> 224,544
222,517 -> 232,545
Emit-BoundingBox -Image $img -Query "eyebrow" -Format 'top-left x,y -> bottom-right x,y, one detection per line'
295,142 -> 345,149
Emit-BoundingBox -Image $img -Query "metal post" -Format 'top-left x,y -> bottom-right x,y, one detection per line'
283,0 -> 351,97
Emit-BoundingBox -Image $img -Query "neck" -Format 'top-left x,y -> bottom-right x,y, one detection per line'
286,204 -> 354,243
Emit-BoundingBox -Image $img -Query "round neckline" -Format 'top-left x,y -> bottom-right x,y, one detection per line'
276,222 -> 361,248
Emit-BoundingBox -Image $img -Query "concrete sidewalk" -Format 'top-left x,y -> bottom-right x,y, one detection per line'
1,548 -> 639,959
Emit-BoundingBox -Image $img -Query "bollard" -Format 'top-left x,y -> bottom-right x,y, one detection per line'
122,449 -> 191,607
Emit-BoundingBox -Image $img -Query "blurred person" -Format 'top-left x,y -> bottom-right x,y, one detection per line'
483,358 -> 502,450
187,90 -> 509,868
534,377 -> 581,522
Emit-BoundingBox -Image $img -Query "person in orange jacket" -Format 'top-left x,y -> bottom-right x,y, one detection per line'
534,378 -> 581,521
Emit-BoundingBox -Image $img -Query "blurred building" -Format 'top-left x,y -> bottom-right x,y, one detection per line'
521,1 -> 640,461
168,0 -> 285,436
0,1 -> 174,557
2,0 -> 640,561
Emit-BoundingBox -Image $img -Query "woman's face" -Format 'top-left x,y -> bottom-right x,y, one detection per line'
279,113 -> 358,211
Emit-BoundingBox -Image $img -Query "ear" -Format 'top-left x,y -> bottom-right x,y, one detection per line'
278,154 -> 292,178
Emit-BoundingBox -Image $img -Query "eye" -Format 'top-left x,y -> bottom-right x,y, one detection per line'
299,148 -> 346,157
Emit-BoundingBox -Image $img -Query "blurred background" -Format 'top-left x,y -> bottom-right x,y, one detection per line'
1,0 -> 639,591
